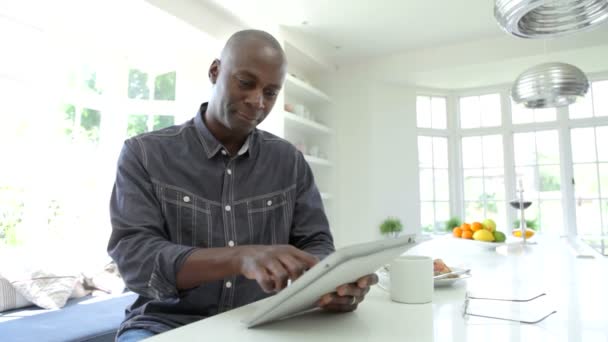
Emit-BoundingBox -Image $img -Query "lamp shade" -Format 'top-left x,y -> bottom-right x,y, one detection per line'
495,0 -> 608,38
511,62 -> 590,108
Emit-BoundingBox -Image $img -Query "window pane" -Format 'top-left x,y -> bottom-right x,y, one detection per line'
153,115 -> 175,130
574,164 -> 600,198
80,108 -> 101,142
480,94 -> 501,127
463,169 -> 484,201
418,136 -> 433,167
462,136 -> 482,168
416,96 -> 432,128
600,163 -> 608,196
536,130 -> 560,164
435,202 -> 450,229
486,201 -> 506,229
603,200 -> 608,233
514,132 -> 536,166
434,169 -> 450,201
569,91 -> 593,119
420,202 -> 435,231
464,201 -> 484,223
539,200 -> 563,234
534,107 -> 556,122
128,69 -> 150,99
592,80 -> 608,117
571,128 -> 597,163
576,199 -> 601,236
460,96 -> 480,129
484,168 -> 505,200
419,168 -> 434,201
515,166 -> 537,197
596,126 -> 608,162
431,97 -> 447,129
482,135 -> 503,167
154,71 -> 176,101
432,137 -> 448,168
538,165 -> 561,198
127,114 -> 149,137
512,100 -> 533,124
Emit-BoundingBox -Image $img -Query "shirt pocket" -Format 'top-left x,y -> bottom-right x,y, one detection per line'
157,184 -> 213,248
245,190 -> 290,245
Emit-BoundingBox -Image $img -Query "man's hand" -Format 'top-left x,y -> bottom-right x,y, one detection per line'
317,273 -> 379,312
236,245 -> 319,293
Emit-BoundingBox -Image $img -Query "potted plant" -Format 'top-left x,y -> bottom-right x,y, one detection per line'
445,216 -> 462,232
379,217 -> 403,238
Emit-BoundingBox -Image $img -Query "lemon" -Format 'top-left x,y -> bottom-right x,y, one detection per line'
493,231 -> 506,243
473,229 -> 495,242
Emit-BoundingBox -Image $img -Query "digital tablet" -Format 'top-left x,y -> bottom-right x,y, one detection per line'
242,234 -> 419,328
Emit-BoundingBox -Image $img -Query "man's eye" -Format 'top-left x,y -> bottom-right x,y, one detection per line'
238,79 -> 253,87
264,90 -> 278,98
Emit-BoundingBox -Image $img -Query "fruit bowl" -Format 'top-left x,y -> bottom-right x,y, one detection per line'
450,236 -> 507,249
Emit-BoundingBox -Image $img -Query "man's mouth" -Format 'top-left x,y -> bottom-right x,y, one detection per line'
236,111 -> 258,122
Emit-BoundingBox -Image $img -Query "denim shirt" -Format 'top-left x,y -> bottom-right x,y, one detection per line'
107,103 -> 334,336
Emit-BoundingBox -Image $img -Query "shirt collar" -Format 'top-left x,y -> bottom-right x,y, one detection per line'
193,102 -> 256,159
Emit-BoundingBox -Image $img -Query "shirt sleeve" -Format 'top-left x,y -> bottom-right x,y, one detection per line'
107,139 -> 197,300
289,151 -> 335,259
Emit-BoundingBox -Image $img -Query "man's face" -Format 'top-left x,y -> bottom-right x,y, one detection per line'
210,42 -> 286,136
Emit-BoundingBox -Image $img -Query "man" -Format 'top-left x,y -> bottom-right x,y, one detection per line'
108,29 -> 377,342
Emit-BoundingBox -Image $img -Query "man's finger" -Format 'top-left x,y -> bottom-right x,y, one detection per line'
278,254 -> 306,281
336,284 -> 366,297
287,246 -> 319,268
265,259 -> 289,292
357,273 -> 379,288
254,268 -> 275,293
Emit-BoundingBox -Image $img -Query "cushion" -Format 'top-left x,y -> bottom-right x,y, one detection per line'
9,271 -> 78,310
0,276 -> 31,312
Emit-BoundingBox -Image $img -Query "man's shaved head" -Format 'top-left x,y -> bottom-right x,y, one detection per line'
221,29 -> 285,62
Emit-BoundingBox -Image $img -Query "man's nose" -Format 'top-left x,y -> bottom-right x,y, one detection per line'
246,90 -> 264,109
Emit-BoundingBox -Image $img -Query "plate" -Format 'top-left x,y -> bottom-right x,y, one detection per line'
434,267 -> 471,287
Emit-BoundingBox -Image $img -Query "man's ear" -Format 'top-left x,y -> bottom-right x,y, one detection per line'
209,59 -> 220,84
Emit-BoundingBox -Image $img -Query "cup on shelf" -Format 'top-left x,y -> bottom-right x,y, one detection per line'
309,145 -> 320,157
295,143 -> 307,154
284,103 -> 295,113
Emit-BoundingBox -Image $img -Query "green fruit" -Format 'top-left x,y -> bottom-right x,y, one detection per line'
493,231 -> 506,243
482,219 -> 496,233
473,229 -> 495,242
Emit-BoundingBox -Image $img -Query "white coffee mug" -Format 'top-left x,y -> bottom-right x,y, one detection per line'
389,255 -> 433,304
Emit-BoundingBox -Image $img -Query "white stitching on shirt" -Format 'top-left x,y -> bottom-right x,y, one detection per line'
151,178 -> 221,206
233,184 -> 296,204
135,137 -> 148,168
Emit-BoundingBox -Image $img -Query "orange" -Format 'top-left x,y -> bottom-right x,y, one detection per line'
461,223 -> 472,232
461,230 -> 474,239
453,227 -> 463,238
471,222 -> 483,232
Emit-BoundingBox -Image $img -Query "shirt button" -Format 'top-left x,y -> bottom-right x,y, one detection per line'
267,200 -> 272,206
227,169 -> 232,175
228,240 -> 235,247
183,196 -> 190,203
225,205 -> 231,211
221,149 -> 227,156
225,281 -> 232,288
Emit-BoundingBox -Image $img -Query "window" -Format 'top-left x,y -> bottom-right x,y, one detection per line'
461,135 -> 506,225
127,114 -> 176,137
416,96 -> 447,129
513,130 -> 562,234
511,101 -> 556,124
459,93 -> 501,128
570,80 -> 608,119
418,136 -> 450,232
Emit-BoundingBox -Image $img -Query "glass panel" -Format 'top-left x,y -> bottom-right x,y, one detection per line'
463,169 -> 484,201
482,135 -> 503,167
128,69 -> 150,99
569,91 -> 593,119
464,201 -> 484,223
435,202 -> 450,229
419,168 -> 434,201
420,202 -> 435,231
538,165 -> 561,198
154,71 -> 176,101
539,200 -> 563,234
600,163 -> 608,196
534,107 -> 556,122
536,130 -> 560,164
432,137 -> 448,168
462,136 -> 482,168
512,100 -> 532,124
484,168 -> 505,200
434,169 -> 450,201
596,126 -> 608,162
416,96 -> 431,128
460,96 -> 480,129
80,108 -> 101,142
153,115 -> 175,130
574,164 -> 600,198
592,80 -> 608,117
603,200 -> 608,233
417,136 -> 433,167
513,132 -> 536,166
515,166 -> 538,197
486,201 -> 506,230
480,94 -> 501,127
127,114 -> 149,137
431,97 -> 447,129
571,128 -> 597,163
576,199 -> 601,236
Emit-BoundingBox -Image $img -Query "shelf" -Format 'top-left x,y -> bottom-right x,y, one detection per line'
285,74 -> 331,105
284,111 -> 333,135
304,155 -> 333,167
320,193 -> 332,200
